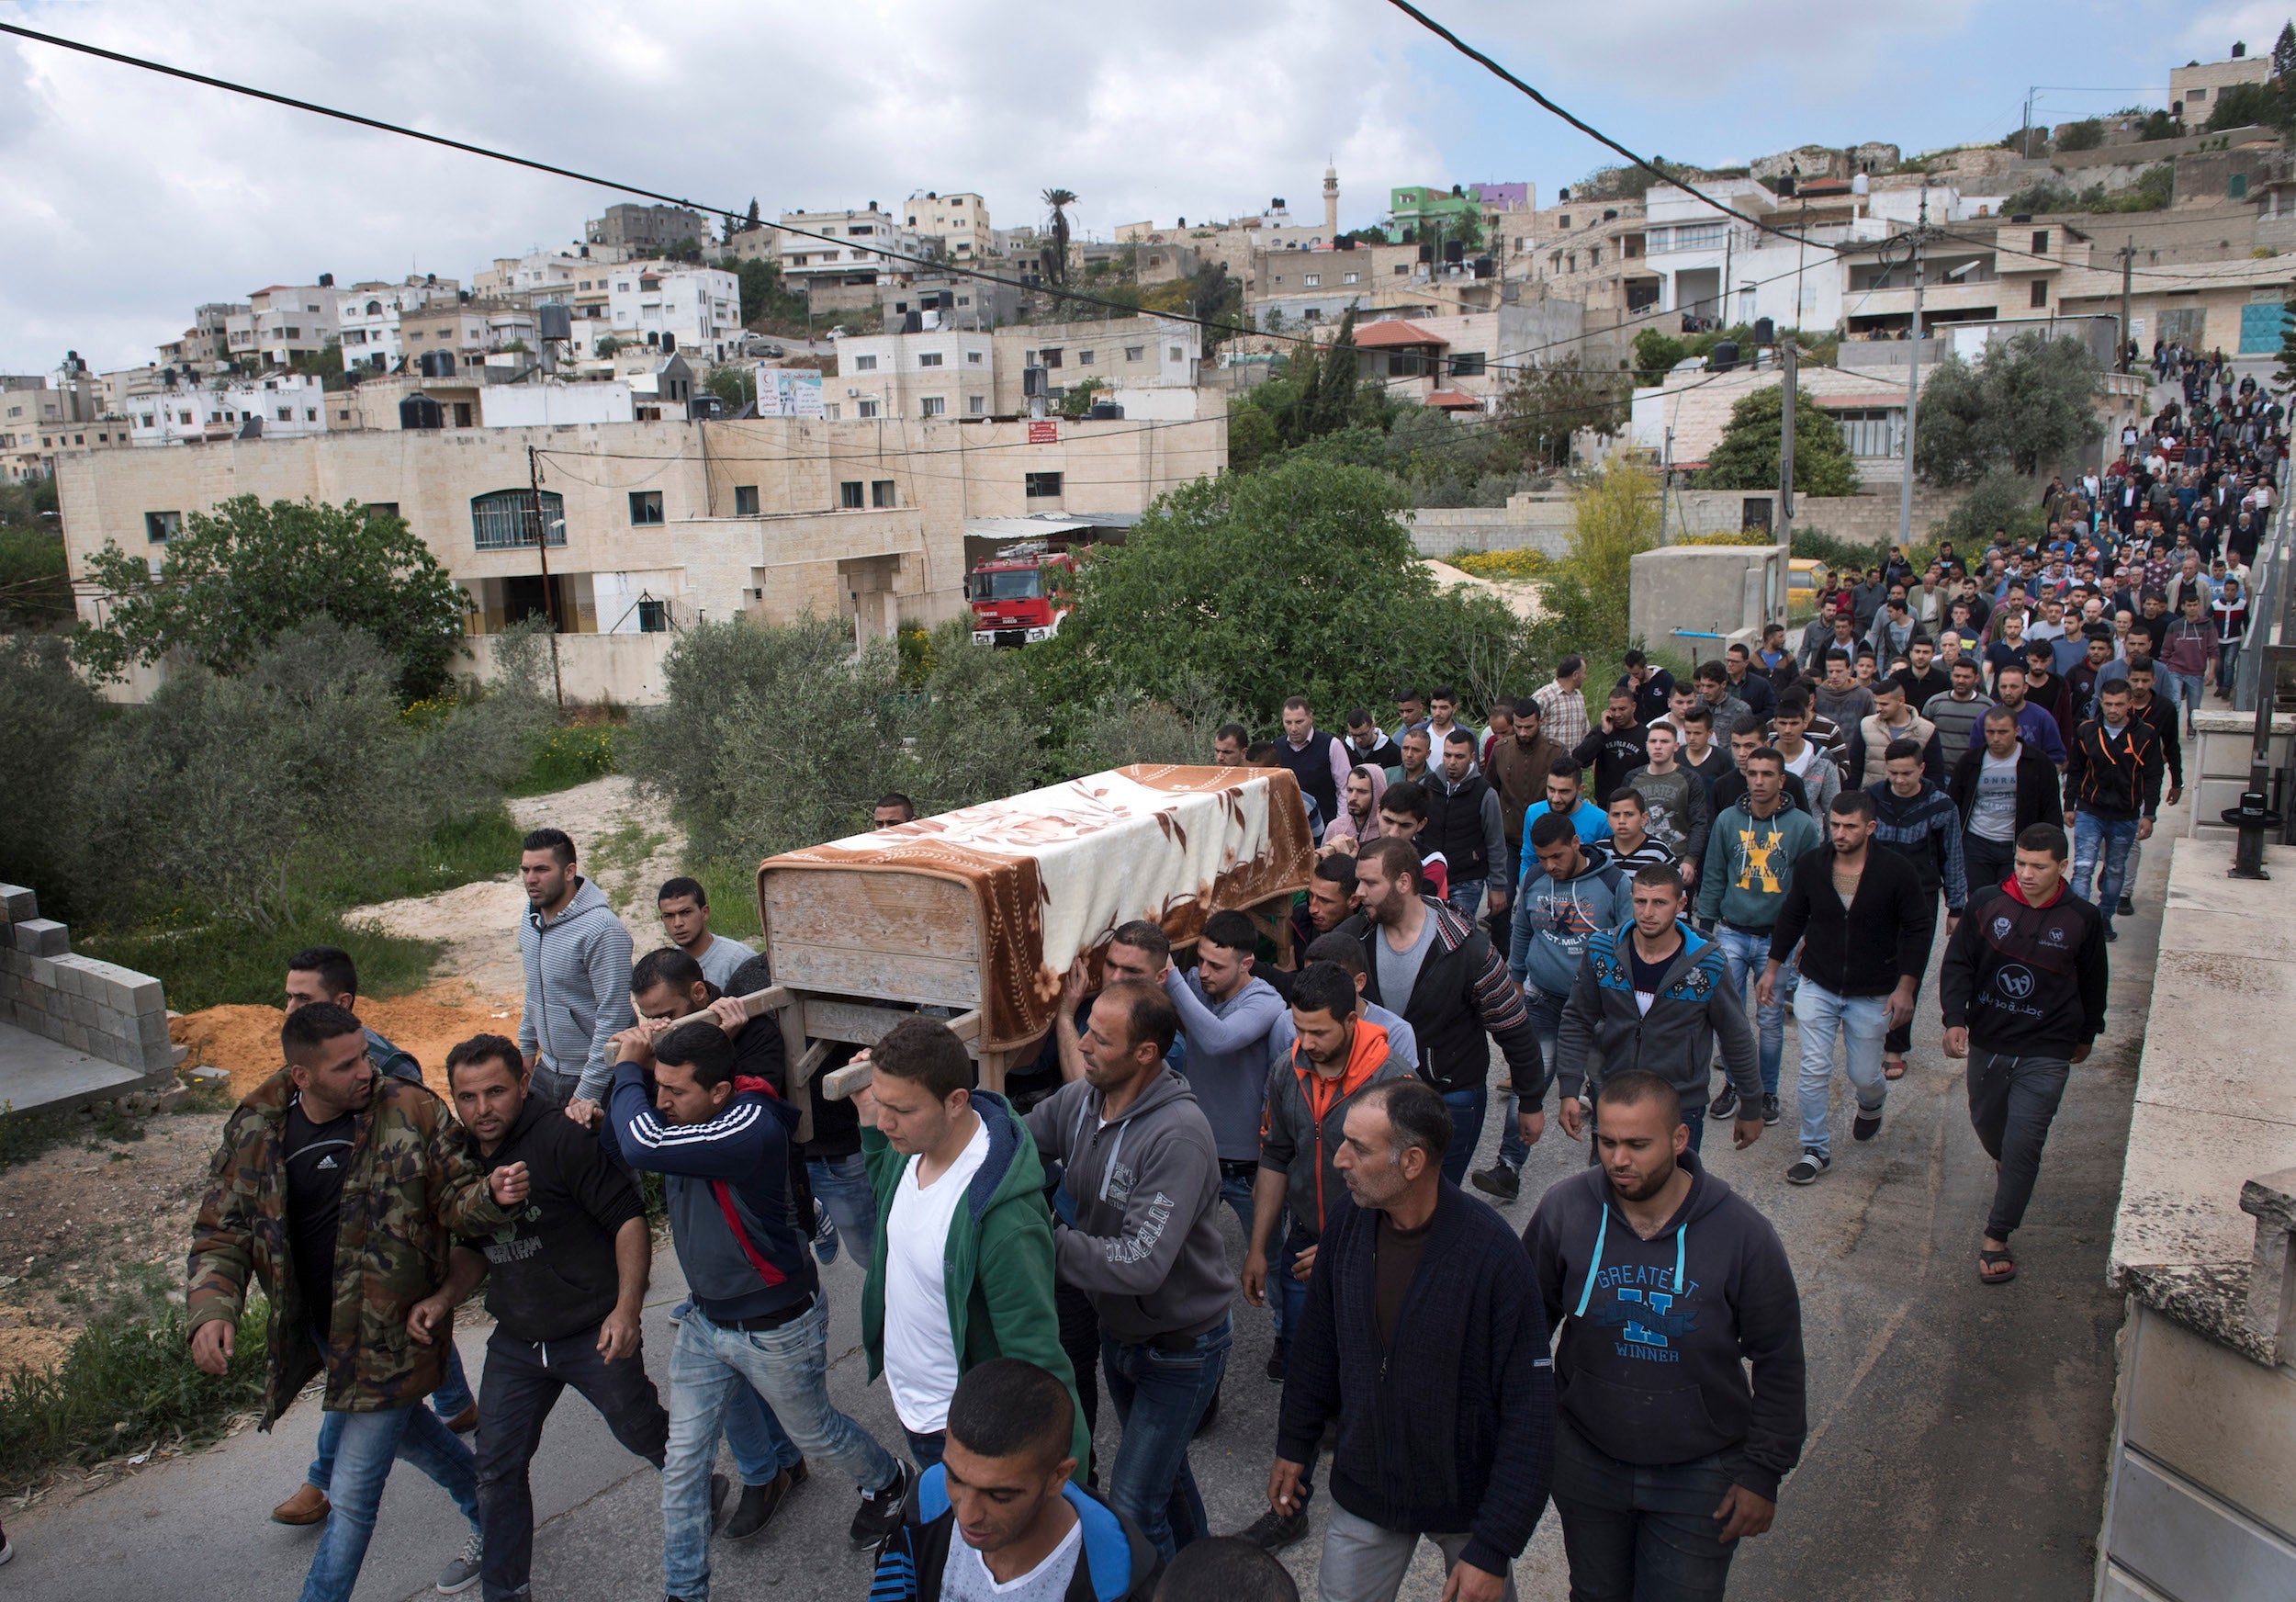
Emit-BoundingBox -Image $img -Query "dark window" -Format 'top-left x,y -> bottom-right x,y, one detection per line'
362,502 -> 401,524
144,510 -> 181,543
453,401 -> 473,427
2032,231 -> 2049,254
1449,351 -> 1487,377
472,490 -> 566,550
1041,347 -> 1063,368
2229,173 -> 2250,199
979,569 -> 1042,600
2031,280 -> 2049,307
734,484 -> 760,515
629,491 -> 664,525
872,479 -> 896,507
839,480 -> 865,508
636,599 -> 669,633
1025,471 -> 1063,499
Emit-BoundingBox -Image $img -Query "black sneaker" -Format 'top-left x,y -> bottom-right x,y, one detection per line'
2117,896 -> 2135,917
849,1461 -> 911,1551
1236,1505 -> 1311,1551
786,1457 -> 809,1487
1785,1148 -> 1829,1185
1761,1093 -> 1781,1126
1469,1162 -> 1520,1201
1265,1346 -> 1288,1382
1710,1087 -> 1739,1120
1852,1109 -> 1884,1143
725,1469 -> 791,1541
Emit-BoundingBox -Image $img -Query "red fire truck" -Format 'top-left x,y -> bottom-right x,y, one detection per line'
968,542 -> 1079,647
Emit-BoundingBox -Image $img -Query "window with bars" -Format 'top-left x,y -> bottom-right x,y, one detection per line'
1832,409 -> 1903,458
471,490 -> 566,549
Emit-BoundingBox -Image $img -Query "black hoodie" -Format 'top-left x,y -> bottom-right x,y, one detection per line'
1524,1153 -> 1806,1499
458,1095 -> 646,1343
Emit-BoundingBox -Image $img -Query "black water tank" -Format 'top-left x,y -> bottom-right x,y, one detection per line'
419,349 -> 456,378
1709,339 -> 1741,373
1444,240 -> 1465,265
1473,255 -> 1494,278
1086,400 -> 1123,420
1753,317 -> 1775,346
400,391 -> 444,430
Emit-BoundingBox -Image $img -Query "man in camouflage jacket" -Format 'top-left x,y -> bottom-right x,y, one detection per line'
188,1002 -> 523,1602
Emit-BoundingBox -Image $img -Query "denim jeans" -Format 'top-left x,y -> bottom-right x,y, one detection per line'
476,1323 -> 668,1602
2220,639 -> 2243,691
808,1151 -> 877,1266
1714,924 -> 1795,1097
1438,1086 -> 1488,1187
1446,876 -> 1489,920
1967,1051 -> 2073,1240
525,1065 -> 586,1110
662,1302 -> 899,1600
298,1403 -> 479,1602
2072,813 -> 2141,930
308,1339 -> 474,1490
1497,987 -> 1566,1170
1100,1312 -> 1231,1558
1794,980 -> 1889,1160
1319,1500 -> 1518,1602
1550,1419 -> 1737,1602
1219,1162 -> 1283,1349
904,1427 -> 947,1470
720,1380 -> 803,1484
2159,667 -> 2203,731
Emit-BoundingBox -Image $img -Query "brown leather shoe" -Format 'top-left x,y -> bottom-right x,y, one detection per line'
445,1403 -> 478,1435
272,1484 -> 331,1526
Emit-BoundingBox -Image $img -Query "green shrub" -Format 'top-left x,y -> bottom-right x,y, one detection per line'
80,912 -> 441,1012
512,725 -> 620,796
0,1286 -> 270,1490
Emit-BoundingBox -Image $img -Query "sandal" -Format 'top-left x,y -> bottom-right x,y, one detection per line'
1884,1056 -> 1907,1080
1977,1247 -> 2017,1285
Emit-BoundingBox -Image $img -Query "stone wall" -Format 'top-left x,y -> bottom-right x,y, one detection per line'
1670,485 -> 1971,548
0,885 -> 174,1083
1409,493 -> 1575,557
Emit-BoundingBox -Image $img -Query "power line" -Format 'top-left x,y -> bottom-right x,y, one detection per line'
1380,0 -> 1849,254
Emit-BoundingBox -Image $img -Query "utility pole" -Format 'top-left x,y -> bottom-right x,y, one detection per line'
1657,427 -> 1673,546
1896,184 -> 1930,554
1779,339 -> 1797,552
2119,237 -> 2136,373
527,444 -> 564,707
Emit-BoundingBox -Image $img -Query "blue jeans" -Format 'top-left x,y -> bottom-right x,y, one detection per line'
1219,1164 -> 1283,1349
808,1151 -> 877,1266
308,1339 -> 474,1490
1446,876 -> 1488,919
1714,924 -> 1795,1097
904,1427 -> 947,1469
1498,987 -> 1566,1170
1551,1419 -> 1738,1601
298,1403 -> 479,1602
1794,980 -> 1889,1160
1438,1086 -> 1487,1187
2159,667 -> 2203,730
662,1302 -> 899,1600
2072,813 -> 2141,929
1276,1223 -> 1312,1389
1100,1313 -> 1232,1558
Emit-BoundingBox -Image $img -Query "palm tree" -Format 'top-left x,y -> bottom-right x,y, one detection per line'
1041,188 -> 1077,286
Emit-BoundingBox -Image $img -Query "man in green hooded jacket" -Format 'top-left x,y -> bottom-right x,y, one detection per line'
850,1016 -> 1088,1475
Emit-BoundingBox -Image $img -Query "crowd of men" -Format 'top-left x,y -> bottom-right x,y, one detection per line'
184,479 -> 2185,1599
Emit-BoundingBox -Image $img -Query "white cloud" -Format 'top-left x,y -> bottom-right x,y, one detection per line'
0,0 -> 2131,375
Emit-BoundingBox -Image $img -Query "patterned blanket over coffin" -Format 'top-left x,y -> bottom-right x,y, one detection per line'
756,764 -> 1313,1050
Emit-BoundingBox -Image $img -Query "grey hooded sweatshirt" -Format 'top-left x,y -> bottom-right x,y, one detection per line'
516,875 -> 636,1100
1025,1066 -> 1234,1344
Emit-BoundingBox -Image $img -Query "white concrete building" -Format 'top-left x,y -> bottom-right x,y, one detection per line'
334,276 -> 460,375
831,326 -> 996,421
126,373 -> 332,446
1641,180 -> 1889,332
479,381 -> 636,428
225,284 -> 340,368
777,204 -> 919,291
600,263 -> 741,362
904,191 -> 992,261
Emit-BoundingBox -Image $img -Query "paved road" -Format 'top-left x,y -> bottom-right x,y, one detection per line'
10,807 -> 2168,1601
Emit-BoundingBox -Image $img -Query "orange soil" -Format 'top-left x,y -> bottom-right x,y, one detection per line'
172,982 -> 523,1100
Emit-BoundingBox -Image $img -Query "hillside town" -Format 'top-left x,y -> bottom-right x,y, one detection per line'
5,12 -> 2296,1602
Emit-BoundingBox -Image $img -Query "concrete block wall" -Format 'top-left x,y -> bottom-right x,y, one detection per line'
2186,709 -> 2295,843
0,884 -> 175,1082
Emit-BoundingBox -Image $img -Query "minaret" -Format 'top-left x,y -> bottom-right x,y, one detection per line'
1323,164 -> 1339,240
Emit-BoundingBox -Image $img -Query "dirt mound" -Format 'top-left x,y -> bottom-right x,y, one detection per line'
173,985 -> 523,1100
0,1320 -> 76,1378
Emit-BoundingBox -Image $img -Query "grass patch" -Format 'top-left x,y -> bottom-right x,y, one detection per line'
80,913 -> 442,1011
685,857 -> 763,945
306,806 -> 524,907
0,1280 -> 270,1491
1449,547 -> 1551,581
509,725 -> 621,796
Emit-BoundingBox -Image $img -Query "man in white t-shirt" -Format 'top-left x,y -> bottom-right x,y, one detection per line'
853,1017 -> 1087,1472
870,1359 -> 1159,1602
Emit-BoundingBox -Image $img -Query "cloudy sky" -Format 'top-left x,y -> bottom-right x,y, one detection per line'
0,0 -> 2271,373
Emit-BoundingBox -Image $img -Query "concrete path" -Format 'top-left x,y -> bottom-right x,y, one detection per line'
0,1022 -> 148,1117
9,803 -> 2173,1601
